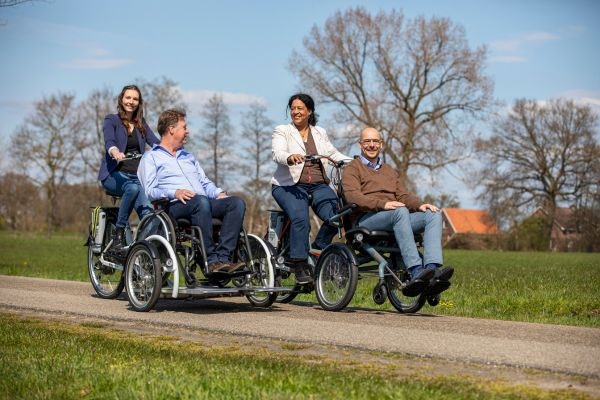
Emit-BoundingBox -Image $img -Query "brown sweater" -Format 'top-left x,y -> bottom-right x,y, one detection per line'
342,159 -> 422,218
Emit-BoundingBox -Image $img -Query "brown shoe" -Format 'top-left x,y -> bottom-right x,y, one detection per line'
221,261 -> 246,272
207,261 -> 228,273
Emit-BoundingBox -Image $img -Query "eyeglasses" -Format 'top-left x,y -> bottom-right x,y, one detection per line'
360,139 -> 383,145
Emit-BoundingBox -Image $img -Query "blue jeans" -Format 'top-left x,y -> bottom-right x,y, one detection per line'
101,171 -> 153,228
358,208 -> 443,268
168,195 -> 245,264
272,183 -> 338,260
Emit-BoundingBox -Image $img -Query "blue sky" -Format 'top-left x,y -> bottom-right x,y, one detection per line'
1,0 -> 598,207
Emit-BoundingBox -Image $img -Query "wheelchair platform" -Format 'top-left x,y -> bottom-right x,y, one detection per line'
159,286 -> 294,299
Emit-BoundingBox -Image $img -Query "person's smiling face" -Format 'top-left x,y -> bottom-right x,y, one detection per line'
359,127 -> 384,162
170,117 -> 189,148
121,89 -> 140,114
290,98 -> 312,129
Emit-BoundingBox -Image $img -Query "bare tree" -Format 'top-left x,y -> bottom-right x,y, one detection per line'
0,172 -> 39,230
289,7 -> 493,186
11,92 -> 90,237
82,85 -> 114,181
137,76 -> 186,128
198,93 -> 233,186
0,0 -> 36,7
476,98 -> 599,248
239,102 -> 275,232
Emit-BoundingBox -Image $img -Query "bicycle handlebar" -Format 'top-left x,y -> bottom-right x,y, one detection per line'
304,154 -> 351,168
117,152 -> 142,164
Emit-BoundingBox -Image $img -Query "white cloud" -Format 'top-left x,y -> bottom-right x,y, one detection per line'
490,30 -> 561,63
491,30 -> 560,52
180,89 -> 267,109
489,55 -> 526,63
60,57 -> 132,69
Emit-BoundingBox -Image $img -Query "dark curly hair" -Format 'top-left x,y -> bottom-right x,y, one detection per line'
287,93 -> 318,126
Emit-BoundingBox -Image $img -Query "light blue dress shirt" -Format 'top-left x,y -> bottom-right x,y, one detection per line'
138,144 -> 223,201
359,154 -> 382,170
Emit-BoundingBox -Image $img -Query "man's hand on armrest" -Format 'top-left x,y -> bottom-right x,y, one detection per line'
174,189 -> 195,204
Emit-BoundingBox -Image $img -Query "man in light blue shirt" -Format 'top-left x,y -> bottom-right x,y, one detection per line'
138,109 -> 246,273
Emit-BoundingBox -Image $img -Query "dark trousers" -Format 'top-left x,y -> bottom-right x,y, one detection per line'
168,195 -> 245,264
272,183 -> 338,260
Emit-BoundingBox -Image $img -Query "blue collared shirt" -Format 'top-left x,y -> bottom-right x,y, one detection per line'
138,144 -> 223,201
359,154 -> 382,170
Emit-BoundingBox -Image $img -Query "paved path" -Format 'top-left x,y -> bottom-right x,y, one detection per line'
1,275 -> 598,378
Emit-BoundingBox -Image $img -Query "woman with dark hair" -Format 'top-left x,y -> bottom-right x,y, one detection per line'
98,84 -> 159,255
270,93 -> 350,283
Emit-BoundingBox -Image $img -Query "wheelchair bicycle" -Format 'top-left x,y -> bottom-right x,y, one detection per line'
308,156 -> 448,313
86,152 -> 143,299
265,208 -> 321,303
88,193 -> 290,312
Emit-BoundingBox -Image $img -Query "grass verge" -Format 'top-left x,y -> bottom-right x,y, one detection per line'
0,312 -> 592,400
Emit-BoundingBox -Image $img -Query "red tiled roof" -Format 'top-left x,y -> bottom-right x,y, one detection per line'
443,208 -> 498,234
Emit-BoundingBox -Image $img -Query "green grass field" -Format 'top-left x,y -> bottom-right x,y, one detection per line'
0,231 -> 599,327
0,313 -> 590,400
1,231 -> 598,399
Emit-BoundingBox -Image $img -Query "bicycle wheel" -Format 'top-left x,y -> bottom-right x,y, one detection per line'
238,234 -> 276,307
385,271 -> 427,313
88,221 -> 125,299
314,244 -> 358,311
125,243 -> 162,312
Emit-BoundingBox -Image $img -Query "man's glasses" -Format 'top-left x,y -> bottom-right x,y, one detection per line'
360,139 -> 383,145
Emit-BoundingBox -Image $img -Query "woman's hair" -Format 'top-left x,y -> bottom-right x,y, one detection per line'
287,93 -> 318,126
117,84 -> 146,136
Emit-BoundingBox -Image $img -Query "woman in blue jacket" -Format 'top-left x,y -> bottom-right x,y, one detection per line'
97,84 -> 159,254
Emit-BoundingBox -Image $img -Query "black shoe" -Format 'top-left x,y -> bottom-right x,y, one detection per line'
425,266 -> 454,296
435,266 -> 454,281
401,268 -> 435,297
108,227 -> 127,258
291,261 -> 313,285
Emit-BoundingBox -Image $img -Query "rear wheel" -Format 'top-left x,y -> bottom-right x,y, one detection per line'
88,221 -> 125,299
238,234 -> 276,307
125,243 -> 162,312
314,244 -> 358,311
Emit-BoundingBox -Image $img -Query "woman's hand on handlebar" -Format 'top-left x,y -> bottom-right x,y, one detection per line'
287,154 -> 305,165
111,149 -> 126,162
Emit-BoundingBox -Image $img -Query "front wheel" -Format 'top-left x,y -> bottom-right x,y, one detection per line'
314,244 -> 358,311
237,234 -> 277,308
125,243 -> 162,312
88,222 -> 125,299
385,271 -> 426,313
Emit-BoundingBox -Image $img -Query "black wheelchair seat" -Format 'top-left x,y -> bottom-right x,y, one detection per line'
104,190 -> 122,198
345,227 -> 393,243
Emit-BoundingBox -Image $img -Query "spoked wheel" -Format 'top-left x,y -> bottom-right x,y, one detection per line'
237,234 -> 277,307
385,270 -> 427,313
125,243 -> 162,312
314,244 -> 358,311
87,222 -> 125,299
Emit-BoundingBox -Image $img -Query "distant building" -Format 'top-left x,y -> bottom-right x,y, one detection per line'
532,207 -> 580,251
442,208 -> 499,248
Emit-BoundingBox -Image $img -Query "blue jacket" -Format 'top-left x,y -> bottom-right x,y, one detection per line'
97,114 -> 160,181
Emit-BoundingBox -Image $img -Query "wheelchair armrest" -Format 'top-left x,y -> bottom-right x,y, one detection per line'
152,198 -> 171,209
327,203 -> 356,227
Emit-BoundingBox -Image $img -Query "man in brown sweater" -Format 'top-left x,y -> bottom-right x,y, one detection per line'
342,127 -> 453,297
